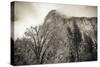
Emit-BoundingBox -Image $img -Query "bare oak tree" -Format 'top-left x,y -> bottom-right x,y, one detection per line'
24,25 -> 52,64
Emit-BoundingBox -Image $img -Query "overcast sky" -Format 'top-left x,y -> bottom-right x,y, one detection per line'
12,1 -> 97,40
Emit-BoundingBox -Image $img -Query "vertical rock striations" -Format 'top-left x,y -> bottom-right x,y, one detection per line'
41,10 -> 97,63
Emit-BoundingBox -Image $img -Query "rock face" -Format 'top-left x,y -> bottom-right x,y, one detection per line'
41,10 -> 97,63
